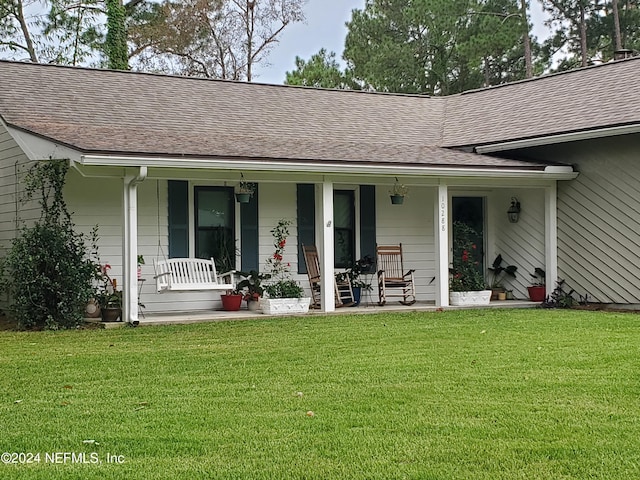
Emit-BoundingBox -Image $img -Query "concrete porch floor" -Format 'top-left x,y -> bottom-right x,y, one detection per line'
111,299 -> 539,328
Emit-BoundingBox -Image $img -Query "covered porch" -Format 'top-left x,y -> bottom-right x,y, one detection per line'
68,158 -> 576,325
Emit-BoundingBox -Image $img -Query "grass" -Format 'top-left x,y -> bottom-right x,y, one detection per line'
1,308 -> 639,479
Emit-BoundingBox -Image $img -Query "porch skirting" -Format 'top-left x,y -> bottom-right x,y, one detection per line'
449,290 -> 492,306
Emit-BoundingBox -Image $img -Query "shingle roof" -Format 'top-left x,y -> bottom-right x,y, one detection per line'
1,58 -> 636,170
442,57 -> 640,147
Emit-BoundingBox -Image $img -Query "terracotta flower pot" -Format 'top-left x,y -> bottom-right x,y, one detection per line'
221,294 -> 243,311
527,286 -> 546,302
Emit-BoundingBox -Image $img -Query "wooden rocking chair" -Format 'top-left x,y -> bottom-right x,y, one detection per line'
376,244 -> 416,306
302,245 -> 355,309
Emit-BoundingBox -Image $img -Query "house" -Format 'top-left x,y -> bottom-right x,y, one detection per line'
0,58 -> 638,323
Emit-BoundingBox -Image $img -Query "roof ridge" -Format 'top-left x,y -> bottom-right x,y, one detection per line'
0,59 -> 435,99
456,56 -> 640,97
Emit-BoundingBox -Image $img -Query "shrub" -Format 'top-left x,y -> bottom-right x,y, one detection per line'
0,161 -> 95,329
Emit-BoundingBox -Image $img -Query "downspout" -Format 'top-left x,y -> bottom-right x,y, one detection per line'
123,166 -> 147,325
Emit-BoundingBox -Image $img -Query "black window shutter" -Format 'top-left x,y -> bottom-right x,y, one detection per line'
359,185 -> 376,266
241,185 -> 259,272
297,184 -> 316,274
168,180 -> 189,258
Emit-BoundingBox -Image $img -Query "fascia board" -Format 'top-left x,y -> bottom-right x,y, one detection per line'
1,122 -> 83,163
80,154 -> 578,181
475,124 -> 640,154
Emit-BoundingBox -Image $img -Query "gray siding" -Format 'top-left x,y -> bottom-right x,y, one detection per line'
524,134 -> 640,303
489,189 -> 546,299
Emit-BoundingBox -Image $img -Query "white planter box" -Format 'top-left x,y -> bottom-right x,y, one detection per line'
449,290 -> 492,306
259,297 -> 311,315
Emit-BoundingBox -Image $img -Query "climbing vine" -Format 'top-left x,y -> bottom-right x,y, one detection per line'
0,160 -> 96,329
105,0 -> 129,70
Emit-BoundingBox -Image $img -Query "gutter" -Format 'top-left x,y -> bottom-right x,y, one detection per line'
474,124 -> 640,154
80,155 -> 578,180
123,166 -> 147,326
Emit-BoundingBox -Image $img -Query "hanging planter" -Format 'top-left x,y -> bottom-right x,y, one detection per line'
235,174 -> 255,204
235,192 -> 251,203
390,194 -> 405,205
389,177 -> 408,205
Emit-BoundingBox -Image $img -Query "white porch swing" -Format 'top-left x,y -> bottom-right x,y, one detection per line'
152,182 -> 235,293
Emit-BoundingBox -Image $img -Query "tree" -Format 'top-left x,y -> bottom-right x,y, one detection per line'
543,0 -> 638,69
284,48 -> 360,89
586,0 -> 639,60
0,0 -> 143,68
129,0 -> 305,81
0,0 -> 44,62
543,0 -> 593,67
343,0 -> 542,95
105,0 -> 128,69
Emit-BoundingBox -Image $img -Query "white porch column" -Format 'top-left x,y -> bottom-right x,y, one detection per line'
434,183 -> 449,307
320,180 -> 335,313
123,167 -> 147,325
544,183 -> 558,297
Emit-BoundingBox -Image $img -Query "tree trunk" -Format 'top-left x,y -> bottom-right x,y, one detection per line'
612,0 -> 623,52
246,0 -> 255,82
520,0 -> 532,78
16,0 -> 38,62
579,2 -> 588,66
106,0 -> 129,70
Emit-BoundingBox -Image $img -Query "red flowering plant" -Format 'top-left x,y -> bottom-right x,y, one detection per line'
449,221 -> 485,292
93,262 -> 122,309
262,219 -> 304,299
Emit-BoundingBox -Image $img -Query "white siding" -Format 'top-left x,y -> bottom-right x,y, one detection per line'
0,124 -> 40,255
0,124 -> 40,307
376,186 -> 435,301
66,172 -> 227,314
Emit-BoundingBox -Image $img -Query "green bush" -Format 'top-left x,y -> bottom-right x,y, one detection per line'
0,161 -> 95,329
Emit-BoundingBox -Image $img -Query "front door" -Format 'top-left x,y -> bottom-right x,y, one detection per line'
452,196 -> 485,276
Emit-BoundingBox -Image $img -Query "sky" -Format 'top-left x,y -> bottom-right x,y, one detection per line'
253,0 -> 550,85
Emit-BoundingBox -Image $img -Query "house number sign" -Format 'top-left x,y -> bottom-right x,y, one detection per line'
440,194 -> 447,232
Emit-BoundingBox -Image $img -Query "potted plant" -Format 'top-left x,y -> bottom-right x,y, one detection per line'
335,255 -> 374,306
235,177 -> 255,204
449,222 -> 491,306
528,268 -> 546,302
389,178 -> 408,205
220,287 -> 243,311
237,270 -> 266,311
94,263 -> 123,322
137,254 -> 145,279
259,219 -> 310,315
487,254 -> 517,300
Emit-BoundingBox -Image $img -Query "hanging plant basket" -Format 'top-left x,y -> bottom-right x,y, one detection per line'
235,192 -> 251,203
390,194 -> 405,205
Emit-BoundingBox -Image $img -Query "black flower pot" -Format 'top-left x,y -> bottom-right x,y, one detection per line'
101,307 -> 122,322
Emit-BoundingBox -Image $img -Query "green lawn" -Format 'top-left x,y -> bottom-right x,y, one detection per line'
1,309 -> 639,479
